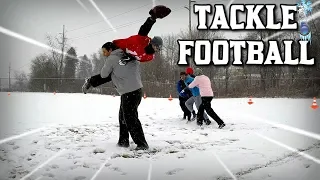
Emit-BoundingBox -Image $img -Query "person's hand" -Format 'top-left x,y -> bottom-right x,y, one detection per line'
82,78 -> 92,94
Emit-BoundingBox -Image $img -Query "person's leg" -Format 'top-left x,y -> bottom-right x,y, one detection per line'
197,100 -> 206,126
194,96 -> 209,121
181,98 -> 191,119
121,88 -> 149,149
138,17 -> 156,36
179,96 -> 186,118
117,97 -> 129,147
203,97 -> 225,126
185,97 -> 195,113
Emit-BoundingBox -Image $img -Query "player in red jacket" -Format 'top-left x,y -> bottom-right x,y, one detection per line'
101,5 -> 171,64
82,5 -> 171,93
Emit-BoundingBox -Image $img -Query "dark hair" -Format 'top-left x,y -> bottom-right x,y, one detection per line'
180,72 -> 187,75
102,42 -> 118,51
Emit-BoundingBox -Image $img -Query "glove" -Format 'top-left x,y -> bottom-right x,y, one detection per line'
82,78 -> 92,94
149,5 -> 171,19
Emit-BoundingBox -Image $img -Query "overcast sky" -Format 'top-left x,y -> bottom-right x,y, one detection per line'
0,0 -> 297,78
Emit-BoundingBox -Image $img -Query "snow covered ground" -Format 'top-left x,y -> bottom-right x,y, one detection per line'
0,92 -> 319,180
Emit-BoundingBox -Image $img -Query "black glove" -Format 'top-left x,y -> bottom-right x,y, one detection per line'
82,74 -> 112,94
89,74 -> 112,87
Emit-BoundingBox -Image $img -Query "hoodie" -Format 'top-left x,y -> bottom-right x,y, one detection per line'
188,75 -> 214,97
100,49 -> 143,95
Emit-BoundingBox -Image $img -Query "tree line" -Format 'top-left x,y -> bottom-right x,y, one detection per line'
7,3 -> 320,98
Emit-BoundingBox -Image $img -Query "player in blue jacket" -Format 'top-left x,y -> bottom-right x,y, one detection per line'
177,73 -> 193,120
180,72 -> 211,125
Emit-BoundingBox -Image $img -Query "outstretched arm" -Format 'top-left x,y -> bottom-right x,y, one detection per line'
188,77 -> 199,88
138,17 -> 156,36
89,74 -> 112,88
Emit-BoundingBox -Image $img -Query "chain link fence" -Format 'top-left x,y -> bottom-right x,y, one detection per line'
1,76 -> 319,98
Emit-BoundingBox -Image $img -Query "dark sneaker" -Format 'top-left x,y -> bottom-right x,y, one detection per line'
197,119 -> 203,126
117,141 -> 129,148
135,145 -> 149,151
205,119 -> 211,125
192,111 -> 196,119
82,78 -> 91,94
218,123 -> 226,129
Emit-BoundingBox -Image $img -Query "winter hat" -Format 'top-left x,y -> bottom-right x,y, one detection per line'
194,68 -> 203,76
185,67 -> 193,75
150,36 -> 163,48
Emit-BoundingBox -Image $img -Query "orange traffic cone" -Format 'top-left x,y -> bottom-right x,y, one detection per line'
8,92 -> 10,96
311,97 -> 318,110
143,93 -> 147,99
248,96 -> 253,105
168,94 -> 173,101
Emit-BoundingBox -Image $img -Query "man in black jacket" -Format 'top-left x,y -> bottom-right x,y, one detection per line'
176,72 -> 192,120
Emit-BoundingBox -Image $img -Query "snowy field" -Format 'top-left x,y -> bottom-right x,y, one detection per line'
0,92 -> 319,180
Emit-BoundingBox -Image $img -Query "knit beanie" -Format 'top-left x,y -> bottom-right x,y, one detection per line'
150,36 -> 163,48
194,68 -> 203,76
185,67 -> 193,75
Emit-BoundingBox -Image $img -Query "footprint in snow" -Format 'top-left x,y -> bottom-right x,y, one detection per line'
165,140 -> 182,144
8,174 -> 16,179
110,167 -> 122,172
43,172 -> 55,178
166,168 -> 184,175
93,148 -> 105,154
30,151 -> 37,157
12,146 -> 19,150
7,142 -> 15,146
105,163 -> 112,167
74,176 -> 86,180
200,132 -> 208,136
304,164 -> 311,168
166,150 -> 179,154
228,139 -> 239,142
0,155 -> 6,161
50,164 -> 59,169
177,153 -> 186,159
82,163 -> 90,168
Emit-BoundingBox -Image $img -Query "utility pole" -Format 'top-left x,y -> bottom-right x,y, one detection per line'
60,25 -> 66,78
58,25 -> 66,90
185,0 -> 196,68
9,62 -> 11,92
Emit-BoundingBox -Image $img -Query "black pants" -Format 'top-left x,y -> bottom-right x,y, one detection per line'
197,97 -> 224,125
118,88 -> 148,147
179,96 -> 191,118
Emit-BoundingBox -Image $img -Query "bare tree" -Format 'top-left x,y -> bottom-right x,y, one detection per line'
12,71 -> 28,91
